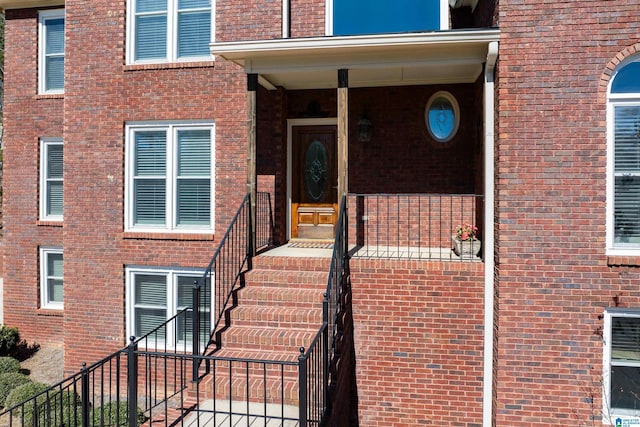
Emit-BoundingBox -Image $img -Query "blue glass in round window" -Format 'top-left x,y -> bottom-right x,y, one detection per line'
426,92 -> 459,143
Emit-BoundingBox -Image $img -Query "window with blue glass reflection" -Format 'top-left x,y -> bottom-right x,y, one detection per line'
333,0 -> 441,36
425,91 -> 459,143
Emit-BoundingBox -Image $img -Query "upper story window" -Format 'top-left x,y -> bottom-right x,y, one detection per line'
331,0 -> 447,36
127,0 -> 213,64
603,309 -> 640,420
38,9 -> 65,94
125,122 -> 215,233
40,138 -> 63,221
607,57 -> 640,254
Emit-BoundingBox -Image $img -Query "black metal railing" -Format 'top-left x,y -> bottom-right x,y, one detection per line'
0,349 -> 136,427
298,194 -> 349,426
0,193 -> 349,427
256,191 -> 274,251
0,344 -> 302,427
350,193 -> 484,260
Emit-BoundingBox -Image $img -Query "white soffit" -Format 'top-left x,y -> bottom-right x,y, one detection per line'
211,30 -> 500,89
0,0 -> 63,9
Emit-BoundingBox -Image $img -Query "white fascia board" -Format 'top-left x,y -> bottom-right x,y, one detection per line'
212,30 -> 500,59
246,47 -> 488,75
212,30 -> 500,76
0,0 -> 63,9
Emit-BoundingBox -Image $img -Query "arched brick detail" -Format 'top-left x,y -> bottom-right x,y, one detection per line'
599,43 -> 640,102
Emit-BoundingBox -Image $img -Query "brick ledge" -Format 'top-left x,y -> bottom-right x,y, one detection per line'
607,256 -> 640,267
124,60 -> 215,72
122,232 -> 214,241
37,309 -> 63,317
37,220 -> 63,227
35,94 -> 63,100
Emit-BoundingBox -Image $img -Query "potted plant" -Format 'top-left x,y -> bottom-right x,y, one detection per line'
452,223 -> 481,258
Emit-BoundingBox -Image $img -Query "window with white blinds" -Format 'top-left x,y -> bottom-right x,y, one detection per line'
608,58 -> 640,253
38,10 -> 65,94
129,0 -> 212,63
614,105 -> 640,245
40,247 -> 63,309
127,268 -> 211,348
604,310 -> 640,417
126,123 -> 214,233
40,138 -> 63,221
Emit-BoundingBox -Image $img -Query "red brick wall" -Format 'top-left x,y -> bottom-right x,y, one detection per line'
496,1 -> 640,425
351,258 -> 485,426
349,84 -> 480,195
216,0 -> 282,42
2,8 -> 65,345
2,1 -> 249,372
58,0 -> 248,373
290,0 -> 326,37
257,87 -> 287,245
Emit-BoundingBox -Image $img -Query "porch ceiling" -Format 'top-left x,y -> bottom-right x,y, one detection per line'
211,29 -> 500,90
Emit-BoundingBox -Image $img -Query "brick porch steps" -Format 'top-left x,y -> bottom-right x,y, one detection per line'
189,253 -> 331,407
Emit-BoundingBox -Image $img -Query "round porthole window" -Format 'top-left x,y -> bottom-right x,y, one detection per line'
425,91 -> 460,143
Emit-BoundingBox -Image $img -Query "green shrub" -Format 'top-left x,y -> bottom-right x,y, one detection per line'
0,326 -> 20,356
0,357 -> 21,374
0,372 -> 31,407
4,382 -> 50,426
91,401 -> 146,427
36,389 -> 83,427
5,383 -> 82,427
4,381 -> 49,409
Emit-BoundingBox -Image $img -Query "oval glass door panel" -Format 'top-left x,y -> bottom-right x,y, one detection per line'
304,140 -> 328,202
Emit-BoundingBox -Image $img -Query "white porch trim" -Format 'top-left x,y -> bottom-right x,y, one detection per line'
211,29 -> 500,90
483,40 -> 499,427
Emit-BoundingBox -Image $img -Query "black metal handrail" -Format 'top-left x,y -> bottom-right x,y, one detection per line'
350,193 -> 484,260
298,194 -> 348,426
0,349 -> 134,427
191,193 -> 250,380
1,192 -> 347,427
0,343 -> 303,427
191,192 -> 274,380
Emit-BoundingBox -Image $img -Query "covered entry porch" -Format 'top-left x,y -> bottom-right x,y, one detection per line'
212,30 -> 499,261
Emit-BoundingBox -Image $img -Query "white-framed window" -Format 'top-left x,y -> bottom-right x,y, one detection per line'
603,309 -> 640,421
38,9 -> 65,94
125,122 -> 214,233
126,0 -> 213,64
425,91 -> 460,143
40,247 -> 63,309
40,138 -> 63,221
125,267 -> 212,348
607,56 -> 640,255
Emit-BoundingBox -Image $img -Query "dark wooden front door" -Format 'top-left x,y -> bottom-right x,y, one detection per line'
291,125 -> 338,239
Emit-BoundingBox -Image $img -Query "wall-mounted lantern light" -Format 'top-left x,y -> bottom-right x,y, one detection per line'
357,113 -> 373,142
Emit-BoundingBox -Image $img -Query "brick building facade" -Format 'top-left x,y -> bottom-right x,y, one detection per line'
0,0 -> 639,426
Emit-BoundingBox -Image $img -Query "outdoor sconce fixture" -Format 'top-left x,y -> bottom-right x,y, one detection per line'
357,113 -> 373,142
